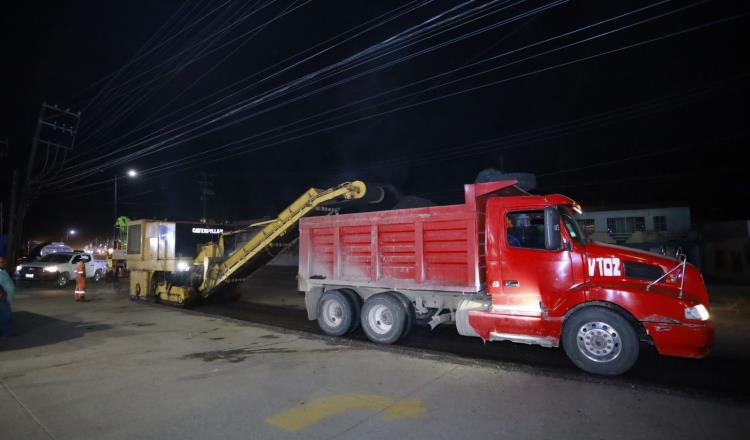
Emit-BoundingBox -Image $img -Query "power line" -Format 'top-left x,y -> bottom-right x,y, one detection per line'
55,0 -> 562,182
98,0 -> 715,176
132,7 -> 749,178
65,0 -> 433,162
49,1 -> 747,195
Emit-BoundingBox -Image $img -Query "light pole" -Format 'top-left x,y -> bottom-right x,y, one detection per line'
66,229 -> 76,243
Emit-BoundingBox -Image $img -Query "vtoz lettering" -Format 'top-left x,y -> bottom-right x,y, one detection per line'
587,257 -> 622,277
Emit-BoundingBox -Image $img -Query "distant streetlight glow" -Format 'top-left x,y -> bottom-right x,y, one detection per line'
127,169 -> 138,178
69,229 -> 76,235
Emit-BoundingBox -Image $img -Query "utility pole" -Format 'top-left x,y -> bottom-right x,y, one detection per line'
6,103 -> 80,268
198,172 -> 215,222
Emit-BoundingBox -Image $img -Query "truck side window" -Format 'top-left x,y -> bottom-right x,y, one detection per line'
506,210 -> 546,249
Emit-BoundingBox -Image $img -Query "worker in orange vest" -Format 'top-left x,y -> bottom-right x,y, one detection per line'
74,260 -> 86,301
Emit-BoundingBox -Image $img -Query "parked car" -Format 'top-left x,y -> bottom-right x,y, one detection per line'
15,252 -> 108,288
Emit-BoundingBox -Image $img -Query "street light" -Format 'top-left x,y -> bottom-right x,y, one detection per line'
66,229 -> 76,242
127,169 -> 137,178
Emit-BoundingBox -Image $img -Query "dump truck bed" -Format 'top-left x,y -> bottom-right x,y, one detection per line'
300,205 -> 482,292
299,181 -> 527,293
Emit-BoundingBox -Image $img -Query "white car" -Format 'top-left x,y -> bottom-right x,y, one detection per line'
16,252 -> 108,288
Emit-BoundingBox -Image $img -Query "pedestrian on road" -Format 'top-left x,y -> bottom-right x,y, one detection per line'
74,259 -> 86,302
0,256 -> 15,337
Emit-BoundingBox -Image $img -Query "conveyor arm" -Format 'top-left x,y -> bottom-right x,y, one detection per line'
198,181 -> 366,295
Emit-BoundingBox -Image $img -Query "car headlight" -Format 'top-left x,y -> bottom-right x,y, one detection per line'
177,261 -> 190,272
43,266 -> 59,273
16,265 -> 22,272
684,304 -> 709,321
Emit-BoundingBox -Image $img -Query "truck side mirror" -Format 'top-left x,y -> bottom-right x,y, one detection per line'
544,206 -> 562,250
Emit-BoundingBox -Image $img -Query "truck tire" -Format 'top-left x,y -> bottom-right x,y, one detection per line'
93,270 -> 103,283
386,291 -> 414,339
338,288 -> 362,332
317,290 -> 356,337
562,307 -> 639,376
361,293 -> 406,345
56,272 -> 69,288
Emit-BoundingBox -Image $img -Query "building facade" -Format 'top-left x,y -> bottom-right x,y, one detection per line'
575,206 -> 697,263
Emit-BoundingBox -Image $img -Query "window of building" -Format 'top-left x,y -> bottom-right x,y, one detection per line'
653,215 -> 667,232
606,217 -> 645,234
578,218 -> 595,235
506,210 -> 546,250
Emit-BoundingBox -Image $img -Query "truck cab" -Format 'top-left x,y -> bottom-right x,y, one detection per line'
470,193 -> 713,374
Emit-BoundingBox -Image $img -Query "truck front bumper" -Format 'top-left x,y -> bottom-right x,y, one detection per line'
643,321 -> 714,358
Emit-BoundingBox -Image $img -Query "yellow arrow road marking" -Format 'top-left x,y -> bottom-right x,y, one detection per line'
266,393 -> 427,433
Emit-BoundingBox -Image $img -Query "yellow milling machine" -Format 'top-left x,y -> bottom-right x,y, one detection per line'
126,181 -> 366,306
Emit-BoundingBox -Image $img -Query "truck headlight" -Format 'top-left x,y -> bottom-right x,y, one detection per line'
684,304 -> 709,321
16,265 -> 22,272
177,261 -> 190,272
43,266 -> 59,273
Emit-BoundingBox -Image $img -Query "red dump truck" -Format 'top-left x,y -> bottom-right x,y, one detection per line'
298,181 -> 713,375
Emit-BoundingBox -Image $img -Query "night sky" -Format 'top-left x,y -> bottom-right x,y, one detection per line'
1,0 -> 749,247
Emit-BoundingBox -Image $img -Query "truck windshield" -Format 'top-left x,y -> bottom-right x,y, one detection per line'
559,206 -> 585,245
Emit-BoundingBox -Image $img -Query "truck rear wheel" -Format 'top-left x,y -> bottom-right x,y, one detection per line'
361,293 -> 406,345
562,307 -> 639,376
386,291 -> 414,338
338,288 -> 362,332
317,290 -> 356,337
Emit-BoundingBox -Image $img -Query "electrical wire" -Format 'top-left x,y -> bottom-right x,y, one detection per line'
69,0 -> 704,178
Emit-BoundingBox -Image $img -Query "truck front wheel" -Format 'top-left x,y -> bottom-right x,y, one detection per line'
317,290 -> 356,337
361,293 -> 406,345
562,307 -> 639,376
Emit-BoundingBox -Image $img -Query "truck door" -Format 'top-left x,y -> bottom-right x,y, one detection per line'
495,208 -> 574,319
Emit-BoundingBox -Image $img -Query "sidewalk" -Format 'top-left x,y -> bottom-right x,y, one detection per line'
1,287 -> 748,440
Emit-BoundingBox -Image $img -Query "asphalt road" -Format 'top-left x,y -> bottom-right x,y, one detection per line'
192,266 -> 750,403
6,287 -> 747,440
24,266 -> 750,403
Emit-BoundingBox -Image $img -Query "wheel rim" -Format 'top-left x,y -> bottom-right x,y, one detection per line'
95,272 -> 101,281
58,276 -> 66,287
576,321 -> 622,363
367,304 -> 394,335
321,298 -> 345,329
